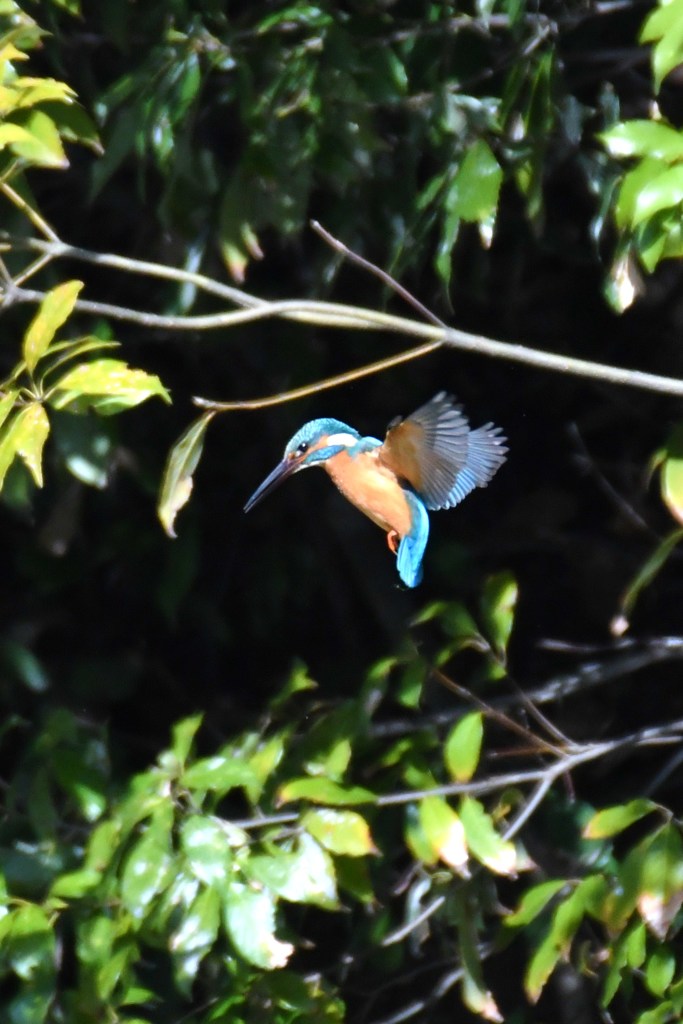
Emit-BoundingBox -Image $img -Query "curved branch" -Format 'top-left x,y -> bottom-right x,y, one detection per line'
4,236 -> 683,400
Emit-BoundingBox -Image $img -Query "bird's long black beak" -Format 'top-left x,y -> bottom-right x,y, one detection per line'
243,458 -> 298,513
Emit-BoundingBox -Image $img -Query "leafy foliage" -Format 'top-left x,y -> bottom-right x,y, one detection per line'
0,2 -> 682,1024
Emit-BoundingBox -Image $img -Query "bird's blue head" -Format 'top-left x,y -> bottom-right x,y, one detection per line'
244,417 -> 360,513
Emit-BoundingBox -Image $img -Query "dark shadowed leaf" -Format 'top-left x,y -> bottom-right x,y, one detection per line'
158,411 -> 215,537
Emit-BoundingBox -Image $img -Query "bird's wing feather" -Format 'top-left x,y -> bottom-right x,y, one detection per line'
378,392 -> 507,510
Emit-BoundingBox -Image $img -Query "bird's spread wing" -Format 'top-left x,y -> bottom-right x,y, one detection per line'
378,392 -> 507,510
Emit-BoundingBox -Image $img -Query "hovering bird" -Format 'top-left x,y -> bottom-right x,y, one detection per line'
244,392 -> 507,587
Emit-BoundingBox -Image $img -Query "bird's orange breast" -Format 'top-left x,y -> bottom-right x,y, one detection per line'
324,448 -> 413,538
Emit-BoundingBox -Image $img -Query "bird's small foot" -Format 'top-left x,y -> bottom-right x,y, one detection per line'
386,530 -> 400,554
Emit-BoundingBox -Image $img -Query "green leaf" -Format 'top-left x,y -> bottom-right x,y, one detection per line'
157,411 -> 214,538
180,815 -> 232,885
0,392 -> 16,431
632,164 -> 683,225
452,140 -> 503,230
302,808 -> 377,857
444,712 -> 483,783
182,754 -> 258,795
418,795 -> 468,871
169,713 -> 203,768
23,281 -> 83,373
245,834 -> 338,908
600,120 -> 683,162
459,796 -> 517,875
121,818 -> 174,919
49,359 -> 171,415
170,885 -> 220,954
635,1003 -> 676,1024
49,868 -> 101,898
525,876 -> 606,1001
505,879 -> 566,927
613,528 -> 683,634
481,571 -> 518,658
646,944 -> 676,998
584,799 -> 658,839
605,823 -> 683,937
8,904 -> 55,980
0,403 -> 50,490
277,777 -> 376,806
455,889 -> 503,1022
7,109 -> 67,167
641,0 -> 683,90
661,424 -> 683,525
53,746 -> 106,821
223,883 -> 293,969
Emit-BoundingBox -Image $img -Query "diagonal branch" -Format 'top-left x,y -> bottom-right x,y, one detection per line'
3,234 -> 683,401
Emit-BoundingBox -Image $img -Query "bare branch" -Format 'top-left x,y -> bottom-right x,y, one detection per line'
3,232 -> 683,402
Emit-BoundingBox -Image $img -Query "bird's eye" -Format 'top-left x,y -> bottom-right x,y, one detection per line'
296,441 -> 309,455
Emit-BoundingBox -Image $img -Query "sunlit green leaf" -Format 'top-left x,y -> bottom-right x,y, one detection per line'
121,818 -> 173,919
170,885 -> 220,955
0,392 -> 16,431
49,359 -> 171,415
169,713 -> 203,768
8,904 -> 55,980
505,879 -> 566,927
0,402 -> 50,490
641,0 -> 683,90
452,140 -> 503,227
584,799 -> 658,839
180,816 -> 232,885
49,868 -> 101,898
646,944 -> 676,997
7,109 -> 68,167
223,883 -> 293,969
632,164 -> 683,226
158,411 -> 214,538
23,281 -> 83,373
302,808 -> 377,857
182,754 -> 258,795
460,796 -> 517,876
277,777 -> 375,806
601,120 -> 683,162
525,876 -> 606,1001
418,795 -> 468,871
246,834 -> 338,908
444,712 -> 483,783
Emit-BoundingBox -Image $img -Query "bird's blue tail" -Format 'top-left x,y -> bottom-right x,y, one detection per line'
396,493 -> 429,588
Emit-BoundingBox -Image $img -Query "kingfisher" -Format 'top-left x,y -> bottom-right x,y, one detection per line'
244,392 -> 507,587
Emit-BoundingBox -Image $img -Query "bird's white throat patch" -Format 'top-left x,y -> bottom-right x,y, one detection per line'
326,432 -> 358,448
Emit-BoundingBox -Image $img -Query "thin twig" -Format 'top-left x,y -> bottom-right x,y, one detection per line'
371,638 -> 683,739
228,717 -> 683,830
194,341 -> 442,410
431,667 -> 564,755
381,895 -> 447,947
311,220 -> 446,328
0,184 -> 59,241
